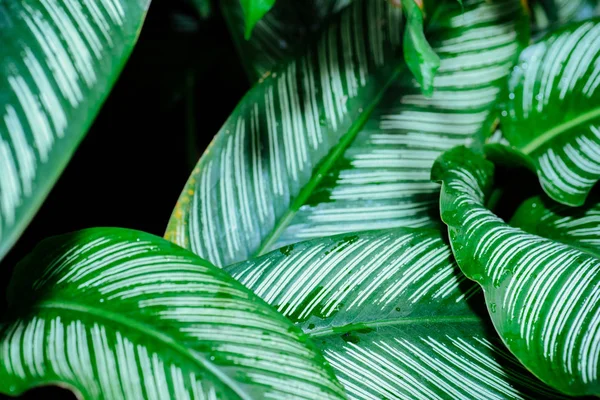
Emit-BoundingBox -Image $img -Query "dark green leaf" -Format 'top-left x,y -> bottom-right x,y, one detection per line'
191,0 -> 212,18
166,0 -> 405,266
226,228 -> 566,399
0,0 -> 150,262
168,0 -> 529,265
0,228 -> 345,399
497,19 -> 600,206
432,146 -> 600,396
511,192 -> 600,257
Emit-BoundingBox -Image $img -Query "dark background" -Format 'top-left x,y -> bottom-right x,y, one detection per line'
0,1 -> 247,397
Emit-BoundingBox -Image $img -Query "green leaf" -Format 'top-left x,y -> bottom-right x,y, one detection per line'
168,0 -> 529,264
0,0 -> 150,262
166,0 -> 405,266
402,0 -> 440,96
531,0 -> 599,31
497,19 -> 600,206
511,193 -> 600,257
240,0 -> 276,39
432,146 -> 600,396
0,228 -> 345,399
221,0 -> 351,81
226,228 -> 566,399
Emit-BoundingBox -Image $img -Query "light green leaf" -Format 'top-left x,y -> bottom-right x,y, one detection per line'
432,146 -> 600,396
0,228 -> 345,399
402,0 -> 440,96
0,0 -> 150,262
221,0 -> 351,81
240,0 -> 276,39
166,0 -> 405,266
511,193 -> 600,257
226,228 -> 566,399
169,0 -> 529,261
497,19 -> 600,206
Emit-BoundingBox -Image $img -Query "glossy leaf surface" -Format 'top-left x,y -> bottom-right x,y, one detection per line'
226,228 -> 565,399
167,0 -> 405,266
0,0 -> 150,262
511,193 -> 600,257
0,228 -> 345,399
401,0 -> 440,96
498,19 -> 600,206
432,146 -> 600,396
169,0 -> 529,264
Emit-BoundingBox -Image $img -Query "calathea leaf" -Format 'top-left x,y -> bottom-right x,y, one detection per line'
226,228 -> 565,399
530,0 -> 599,32
0,0 -> 150,263
273,0 -> 529,249
0,228 -> 345,399
166,0 -> 405,267
168,0 -> 529,262
432,146 -> 600,396
220,0 -> 352,81
511,192 -> 600,257
494,19 -> 600,207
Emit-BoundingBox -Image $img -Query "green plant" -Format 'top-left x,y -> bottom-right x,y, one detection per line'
1,0 -> 600,398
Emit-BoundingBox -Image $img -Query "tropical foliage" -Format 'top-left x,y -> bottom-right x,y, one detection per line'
0,0 -> 600,398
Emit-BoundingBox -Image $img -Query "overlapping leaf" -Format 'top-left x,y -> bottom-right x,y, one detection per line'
226,228 -> 565,399
511,192 -> 600,256
220,0 -> 351,81
0,0 -> 151,262
494,19 -> 600,206
166,0 -> 405,266
0,228 -> 345,399
531,0 -> 599,32
432,146 -> 600,396
169,0 -> 529,265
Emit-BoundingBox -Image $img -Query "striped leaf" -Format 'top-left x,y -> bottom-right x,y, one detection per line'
0,0 -> 150,262
166,0 -> 405,267
496,19 -> 600,206
220,0 -> 352,83
432,146 -> 600,396
272,0 -> 528,249
0,228 -> 345,399
168,0 -> 529,265
225,228 -> 565,399
511,193 -> 600,257
531,0 -> 599,32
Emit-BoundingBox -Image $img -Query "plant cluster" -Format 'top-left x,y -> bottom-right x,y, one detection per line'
0,0 -> 599,398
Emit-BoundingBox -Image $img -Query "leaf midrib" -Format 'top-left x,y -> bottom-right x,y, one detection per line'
521,106 -> 600,155
254,67 -> 404,256
308,315 -> 482,338
36,300 -> 252,400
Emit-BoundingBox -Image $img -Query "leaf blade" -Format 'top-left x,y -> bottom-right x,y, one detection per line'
226,228 -> 566,399
0,0 -> 151,262
432,146 -> 600,396
499,19 -> 600,206
0,228 -> 345,399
